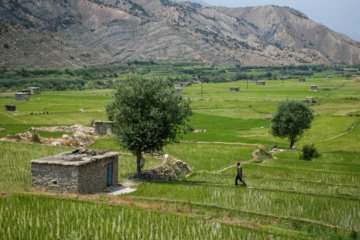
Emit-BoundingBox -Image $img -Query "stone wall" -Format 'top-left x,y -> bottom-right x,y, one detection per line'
31,156 -> 118,194
31,164 -> 79,192
78,156 -> 118,193
93,121 -> 114,135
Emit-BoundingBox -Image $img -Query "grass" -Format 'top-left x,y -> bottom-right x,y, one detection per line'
0,142 -> 71,192
1,73 -> 360,239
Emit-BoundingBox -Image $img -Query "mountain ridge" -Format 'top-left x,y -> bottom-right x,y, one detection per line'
0,0 -> 359,68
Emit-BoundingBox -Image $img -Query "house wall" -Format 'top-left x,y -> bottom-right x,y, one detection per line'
31,164 -> 79,192
31,156 -> 118,194
78,156 -> 118,193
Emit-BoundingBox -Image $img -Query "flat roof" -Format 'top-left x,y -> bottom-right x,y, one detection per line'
31,149 -> 120,166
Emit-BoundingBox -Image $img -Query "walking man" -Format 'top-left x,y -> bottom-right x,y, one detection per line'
235,162 -> 246,186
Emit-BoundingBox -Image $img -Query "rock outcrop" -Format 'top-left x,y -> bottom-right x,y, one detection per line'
1,0 -> 359,67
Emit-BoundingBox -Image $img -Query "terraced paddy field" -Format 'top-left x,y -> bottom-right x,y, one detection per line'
0,73 -> 359,239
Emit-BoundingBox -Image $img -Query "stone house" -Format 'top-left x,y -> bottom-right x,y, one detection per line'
229,87 -> 239,92
180,82 -> 192,87
4,104 -> 17,112
21,89 -> 31,95
28,87 -> 40,94
15,92 -> 29,101
175,87 -> 183,94
256,81 -> 266,85
93,121 -> 114,135
311,85 -> 318,91
31,149 -> 120,194
303,97 -> 314,103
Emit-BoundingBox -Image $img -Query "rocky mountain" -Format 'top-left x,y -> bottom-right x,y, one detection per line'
171,0 -> 210,7
0,0 -> 359,68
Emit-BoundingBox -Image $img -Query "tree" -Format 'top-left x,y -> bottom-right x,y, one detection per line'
270,100 -> 314,148
106,76 -> 193,176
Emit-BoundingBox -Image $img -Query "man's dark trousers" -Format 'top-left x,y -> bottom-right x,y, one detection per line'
235,174 -> 246,186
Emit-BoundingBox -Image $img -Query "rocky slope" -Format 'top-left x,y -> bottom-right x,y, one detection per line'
0,0 -> 359,68
0,20 -> 115,68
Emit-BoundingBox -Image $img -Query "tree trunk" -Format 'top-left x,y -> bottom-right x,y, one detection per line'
290,139 -> 295,149
136,152 -> 142,177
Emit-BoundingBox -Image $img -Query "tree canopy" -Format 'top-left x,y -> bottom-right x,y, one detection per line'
271,99 -> 314,148
106,76 -> 193,176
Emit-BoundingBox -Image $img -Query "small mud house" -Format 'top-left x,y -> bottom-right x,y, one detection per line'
299,78 -> 306,82
180,82 -> 192,87
303,97 -> 314,103
31,149 -> 120,194
4,104 -> 17,112
28,87 -> 40,94
229,87 -> 239,92
175,87 -> 183,94
256,81 -> 266,85
93,121 -> 114,135
15,92 -> 29,101
311,85 -> 318,91
22,89 -> 31,94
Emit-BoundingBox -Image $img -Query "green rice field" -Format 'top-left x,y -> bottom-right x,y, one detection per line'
0,66 -> 359,239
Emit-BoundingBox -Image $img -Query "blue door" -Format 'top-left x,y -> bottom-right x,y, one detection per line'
107,163 -> 113,186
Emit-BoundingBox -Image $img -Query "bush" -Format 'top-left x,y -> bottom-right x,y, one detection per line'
300,144 -> 320,161
31,132 -> 41,143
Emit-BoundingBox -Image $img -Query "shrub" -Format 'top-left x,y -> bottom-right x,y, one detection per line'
300,144 -> 320,161
31,132 -> 41,143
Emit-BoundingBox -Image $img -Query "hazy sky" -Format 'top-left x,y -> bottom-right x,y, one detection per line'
203,0 -> 360,41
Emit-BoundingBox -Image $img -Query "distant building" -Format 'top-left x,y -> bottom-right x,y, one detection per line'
299,78 -> 306,82
252,78 -> 258,82
175,87 -> 183,94
229,87 -> 239,92
27,87 -> 40,94
280,77 -> 288,80
4,104 -> 17,112
311,85 -> 318,91
31,149 -> 120,194
93,121 -> 114,135
21,89 -> 31,95
256,81 -> 266,85
180,82 -> 192,87
327,76 -> 332,79
15,92 -> 29,101
303,97 -> 314,103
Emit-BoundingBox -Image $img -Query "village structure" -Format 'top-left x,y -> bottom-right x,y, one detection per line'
175,87 -> 183,94
304,97 -> 314,103
229,87 -> 239,92
299,78 -> 306,82
14,92 -> 29,101
311,85 -> 318,91
179,82 -> 192,87
25,87 -> 41,94
31,148 -> 120,194
256,81 -> 266,85
93,121 -> 114,135
3,104 -> 17,112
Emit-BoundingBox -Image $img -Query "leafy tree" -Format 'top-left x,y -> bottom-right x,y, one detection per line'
270,100 -> 314,148
106,76 -> 193,176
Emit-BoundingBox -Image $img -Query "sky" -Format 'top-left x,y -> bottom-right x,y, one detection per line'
202,0 -> 360,41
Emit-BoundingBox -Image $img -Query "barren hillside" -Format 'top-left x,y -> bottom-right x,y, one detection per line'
0,0 -> 359,68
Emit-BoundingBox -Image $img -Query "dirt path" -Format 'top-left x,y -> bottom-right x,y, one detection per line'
4,114 -> 27,124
